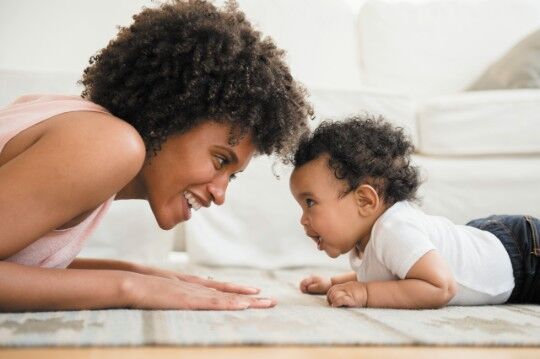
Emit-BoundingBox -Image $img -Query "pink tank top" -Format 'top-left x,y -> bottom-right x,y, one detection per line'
1,94 -> 116,268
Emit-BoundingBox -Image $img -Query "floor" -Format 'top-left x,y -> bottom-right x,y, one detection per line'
2,346 -> 540,359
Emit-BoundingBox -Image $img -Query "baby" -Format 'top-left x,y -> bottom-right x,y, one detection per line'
289,116 -> 540,308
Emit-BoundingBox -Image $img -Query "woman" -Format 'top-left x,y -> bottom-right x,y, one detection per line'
0,0 -> 311,311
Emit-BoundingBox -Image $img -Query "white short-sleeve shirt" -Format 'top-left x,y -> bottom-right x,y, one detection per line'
349,201 -> 514,305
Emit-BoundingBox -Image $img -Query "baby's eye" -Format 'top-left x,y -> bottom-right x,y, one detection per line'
305,198 -> 315,208
229,173 -> 237,182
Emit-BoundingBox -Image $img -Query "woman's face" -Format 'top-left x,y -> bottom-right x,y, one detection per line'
138,121 -> 256,230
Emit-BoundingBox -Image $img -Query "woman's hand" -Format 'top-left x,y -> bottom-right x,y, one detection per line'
124,272 -> 276,310
299,275 -> 332,294
135,265 -> 261,295
69,259 -> 262,296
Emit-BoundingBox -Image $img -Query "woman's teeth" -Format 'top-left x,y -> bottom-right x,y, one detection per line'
183,191 -> 202,211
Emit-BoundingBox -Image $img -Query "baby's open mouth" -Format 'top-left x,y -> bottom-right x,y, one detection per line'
308,235 -> 323,250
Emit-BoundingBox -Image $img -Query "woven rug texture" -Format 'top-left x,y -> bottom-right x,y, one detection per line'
1,265 -> 540,347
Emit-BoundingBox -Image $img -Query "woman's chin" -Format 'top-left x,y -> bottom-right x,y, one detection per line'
155,211 -> 185,230
156,218 -> 177,230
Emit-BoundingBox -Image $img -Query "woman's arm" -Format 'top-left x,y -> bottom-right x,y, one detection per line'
327,250 -> 457,309
0,261 -> 131,311
0,261 -> 275,311
68,258 -> 261,295
68,258 -> 138,271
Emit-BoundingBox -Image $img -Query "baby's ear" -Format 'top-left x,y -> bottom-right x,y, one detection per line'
354,184 -> 380,217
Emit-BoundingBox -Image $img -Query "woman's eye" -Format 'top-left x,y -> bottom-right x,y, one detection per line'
215,156 -> 229,169
305,198 -> 315,208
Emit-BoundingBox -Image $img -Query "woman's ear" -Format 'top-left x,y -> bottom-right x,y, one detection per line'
354,184 -> 380,217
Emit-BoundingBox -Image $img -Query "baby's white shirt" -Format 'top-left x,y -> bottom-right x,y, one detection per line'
349,201 -> 514,305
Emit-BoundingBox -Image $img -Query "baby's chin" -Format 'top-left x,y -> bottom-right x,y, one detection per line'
327,246 -> 355,259
325,248 -> 344,259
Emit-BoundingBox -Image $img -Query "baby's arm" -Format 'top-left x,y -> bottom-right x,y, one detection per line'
300,271 -> 357,294
331,271 -> 357,285
327,250 -> 457,309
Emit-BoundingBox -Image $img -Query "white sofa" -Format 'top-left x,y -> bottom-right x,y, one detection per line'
185,0 -> 540,268
1,0 -> 540,268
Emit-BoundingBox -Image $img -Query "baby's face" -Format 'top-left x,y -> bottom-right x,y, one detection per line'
290,155 -> 369,258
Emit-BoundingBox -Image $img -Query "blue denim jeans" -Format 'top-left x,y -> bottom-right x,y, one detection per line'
467,215 -> 540,303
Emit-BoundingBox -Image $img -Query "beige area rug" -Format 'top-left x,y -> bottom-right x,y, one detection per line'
1,264 -> 540,347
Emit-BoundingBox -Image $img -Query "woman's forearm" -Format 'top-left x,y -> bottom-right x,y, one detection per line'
68,257 -> 140,271
0,261 -> 134,311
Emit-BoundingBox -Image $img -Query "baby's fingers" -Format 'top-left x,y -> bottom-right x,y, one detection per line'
300,277 -> 316,293
307,282 -> 325,294
328,291 -> 354,307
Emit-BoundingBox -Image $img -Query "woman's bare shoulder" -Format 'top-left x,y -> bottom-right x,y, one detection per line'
45,111 -> 146,170
0,111 -> 147,256
38,110 -> 147,200
48,111 -> 146,155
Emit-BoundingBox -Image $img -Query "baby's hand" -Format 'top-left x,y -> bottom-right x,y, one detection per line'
327,281 -> 368,308
300,275 -> 332,294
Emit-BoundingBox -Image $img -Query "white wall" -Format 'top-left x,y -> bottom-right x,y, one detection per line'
0,0 -> 152,73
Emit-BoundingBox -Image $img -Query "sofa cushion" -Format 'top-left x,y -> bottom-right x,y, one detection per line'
309,88 -> 418,146
469,29 -> 540,90
358,0 -> 540,96
414,154 -> 540,224
416,90 -> 540,155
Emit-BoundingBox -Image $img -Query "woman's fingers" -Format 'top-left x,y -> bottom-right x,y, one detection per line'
172,279 -> 274,309
205,280 -> 260,295
178,274 -> 260,294
182,293 -> 276,310
195,296 -> 251,311
245,297 -> 277,309
133,272 -> 276,310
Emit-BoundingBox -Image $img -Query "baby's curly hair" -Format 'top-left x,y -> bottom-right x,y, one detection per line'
293,116 -> 420,205
81,0 -> 312,158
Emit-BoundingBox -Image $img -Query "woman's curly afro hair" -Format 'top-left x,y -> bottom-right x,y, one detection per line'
292,116 -> 420,205
81,0 -> 312,159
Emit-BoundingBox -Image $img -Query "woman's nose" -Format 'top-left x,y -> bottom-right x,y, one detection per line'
208,173 -> 229,205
